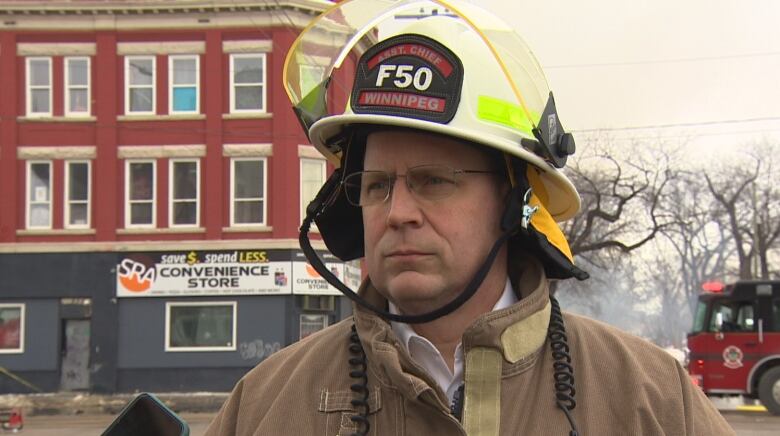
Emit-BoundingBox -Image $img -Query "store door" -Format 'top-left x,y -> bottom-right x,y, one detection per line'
60,319 -> 91,391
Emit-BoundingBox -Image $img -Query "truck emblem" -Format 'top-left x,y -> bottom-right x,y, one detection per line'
722,345 -> 743,369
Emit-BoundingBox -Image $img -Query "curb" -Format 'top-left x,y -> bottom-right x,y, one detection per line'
735,405 -> 767,412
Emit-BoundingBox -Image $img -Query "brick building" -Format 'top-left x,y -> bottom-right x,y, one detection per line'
0,0 -> 360,394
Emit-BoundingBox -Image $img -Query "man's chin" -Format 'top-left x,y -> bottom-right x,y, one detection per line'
382,279 -> 453,314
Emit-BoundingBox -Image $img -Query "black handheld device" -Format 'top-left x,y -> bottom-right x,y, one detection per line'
101,392 -> 190,436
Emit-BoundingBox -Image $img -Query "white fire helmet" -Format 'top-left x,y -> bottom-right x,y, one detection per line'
286,0 -> 585,279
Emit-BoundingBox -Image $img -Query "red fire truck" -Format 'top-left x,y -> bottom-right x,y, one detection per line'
687,280 -> 780,414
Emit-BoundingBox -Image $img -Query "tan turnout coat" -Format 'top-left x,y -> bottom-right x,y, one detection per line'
205,258 -> 734,436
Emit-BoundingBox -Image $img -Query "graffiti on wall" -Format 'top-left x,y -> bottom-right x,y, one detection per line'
239,339 -> 282,361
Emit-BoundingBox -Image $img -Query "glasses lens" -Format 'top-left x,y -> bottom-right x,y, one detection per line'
408,165 -> 458,200
344,171 -> 390,206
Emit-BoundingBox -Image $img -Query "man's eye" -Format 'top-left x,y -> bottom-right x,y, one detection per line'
422,175 -> 455,186
365,180 -> 388,192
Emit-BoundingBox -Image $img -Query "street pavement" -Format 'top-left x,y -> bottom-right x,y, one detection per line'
2,393 -> 778,435
14,410 -> 780,435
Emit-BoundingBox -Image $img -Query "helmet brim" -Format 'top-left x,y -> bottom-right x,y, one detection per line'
309,113 -> 581,222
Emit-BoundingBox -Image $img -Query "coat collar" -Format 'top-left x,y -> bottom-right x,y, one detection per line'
352,255 -> 551,400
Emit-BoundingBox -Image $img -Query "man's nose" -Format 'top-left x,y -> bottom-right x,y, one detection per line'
385,176 -> 424,227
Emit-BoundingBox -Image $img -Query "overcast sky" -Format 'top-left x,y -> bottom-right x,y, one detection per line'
464,0 -> 780,155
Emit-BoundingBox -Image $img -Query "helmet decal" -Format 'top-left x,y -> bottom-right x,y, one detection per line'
351,34 -> 463,124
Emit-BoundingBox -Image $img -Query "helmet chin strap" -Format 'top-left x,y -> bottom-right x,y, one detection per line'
298,171 -> 523,324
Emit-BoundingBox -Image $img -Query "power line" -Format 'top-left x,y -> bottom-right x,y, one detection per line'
545,51 -> 780,69
571,116 -> 780,133
576,127 -> 780,143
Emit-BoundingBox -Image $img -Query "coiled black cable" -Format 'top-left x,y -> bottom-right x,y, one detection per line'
348,324 -> 371,436
549,296 -> 580,436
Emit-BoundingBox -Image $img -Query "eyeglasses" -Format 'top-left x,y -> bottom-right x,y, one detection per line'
342,164 -> 496,207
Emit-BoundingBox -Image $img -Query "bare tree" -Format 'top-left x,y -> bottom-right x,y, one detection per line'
703,163 -> 758,279
703,143 -> 780,279
660,170 -> 734,316
562,137 -> 676,269
641,254 -> 691,347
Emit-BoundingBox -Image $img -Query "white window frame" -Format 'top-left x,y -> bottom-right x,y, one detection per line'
125,159 -> 156,228
26,57 -> 52,117
64,56 -> 91,117
229,53 -> 267,113
165,301 -> 237,352
0,304 -> 25,354
230,157 -> 267,226
64,160 -> 91,229
168,158 -> 200,228
124,55 -> 156,115
168,54 -> 200,114
300,157 -> 326,227
26,160 -> 52,230
299,313 -> 328,340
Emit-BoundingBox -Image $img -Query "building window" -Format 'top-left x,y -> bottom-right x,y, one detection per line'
230,158 -> 266,226
125,56 -> 156,114
230,53 -> 266,113
169,55 -> 199,114
125,160 -> 156,227
169,159 -> 200,227
65,57 -> 90,116
302,295 -> 335,311
300,158 -> 326,224
772,298 -> 780,332
299,314 -> 328,340
0,304 -> 24,354
26,57 -> 52,117
26,161 -> 52,229
165,302 -> 236,352
65,161 -> 91,228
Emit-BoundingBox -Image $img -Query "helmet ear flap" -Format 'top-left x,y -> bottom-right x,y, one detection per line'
311,128 -> 367,261
313,181 -> 364,261
502,157 -> 589,281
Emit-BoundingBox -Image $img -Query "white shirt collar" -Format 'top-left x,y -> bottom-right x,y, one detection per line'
389,278 -> 517,403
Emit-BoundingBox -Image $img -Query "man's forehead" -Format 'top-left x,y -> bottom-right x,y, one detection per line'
363,129 -> 492,165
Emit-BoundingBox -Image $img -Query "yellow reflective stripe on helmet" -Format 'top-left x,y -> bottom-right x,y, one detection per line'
463,347 -> 502,436
526,166 -> 574,262
439,0 -> 536,127
477,95 -> 535,137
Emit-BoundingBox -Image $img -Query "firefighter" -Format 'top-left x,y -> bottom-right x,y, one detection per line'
206,1 -> 733,434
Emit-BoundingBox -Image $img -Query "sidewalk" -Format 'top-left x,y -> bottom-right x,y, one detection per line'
0,392 -> 229,416
710,396 -> 768,413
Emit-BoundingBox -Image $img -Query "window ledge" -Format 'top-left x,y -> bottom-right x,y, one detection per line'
117,227 -> 206,235
17,228 -> 96,236
222,112 -> 272,120
165,347 -> 237,353
118,114 -> 206,121
17,116 -> 96,122
222,225 -> 273,233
